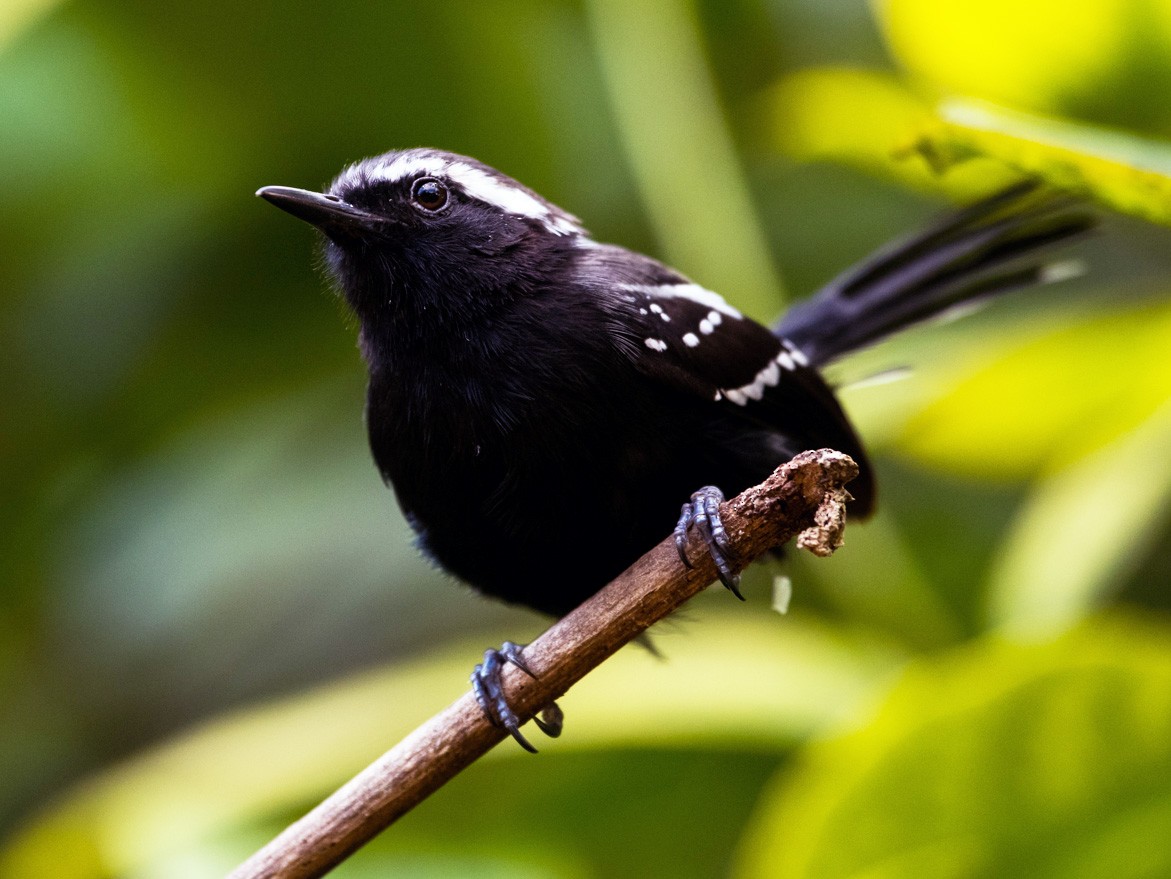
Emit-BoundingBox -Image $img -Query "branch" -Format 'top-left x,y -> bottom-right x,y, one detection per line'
229,449 -> 858,879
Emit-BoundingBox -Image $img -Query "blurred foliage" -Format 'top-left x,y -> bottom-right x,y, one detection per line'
0,616 -> 903,878
737,615 -> 1171,879
2,0 -> 1171,876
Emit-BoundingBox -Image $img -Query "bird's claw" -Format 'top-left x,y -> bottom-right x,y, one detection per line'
471,641 -> 562,753
674,485 -> 743,599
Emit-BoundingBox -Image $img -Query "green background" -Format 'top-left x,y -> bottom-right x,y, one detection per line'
3,0 -> 1171,876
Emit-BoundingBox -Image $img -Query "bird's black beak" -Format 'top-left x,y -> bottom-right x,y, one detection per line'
256,186 -> 381,238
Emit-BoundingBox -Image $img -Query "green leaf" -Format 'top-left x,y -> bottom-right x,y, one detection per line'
913,99 -> 1171,226
735,615 -> 1171,879
875,0 -> 1137,114
766,71 -> 1171,229
763,67 -> 1017,198
896,298 -> 1171,478
0,615 -> 903,879
987,398 -> 1171,635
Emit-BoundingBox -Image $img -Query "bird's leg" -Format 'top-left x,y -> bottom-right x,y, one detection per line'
674,485 -> 743,599
471,640 -> 563,753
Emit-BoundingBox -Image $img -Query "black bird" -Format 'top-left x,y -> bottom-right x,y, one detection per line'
258,149 -> 1089,750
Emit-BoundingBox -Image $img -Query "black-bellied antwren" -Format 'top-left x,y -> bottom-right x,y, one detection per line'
259,150 -> 1089,751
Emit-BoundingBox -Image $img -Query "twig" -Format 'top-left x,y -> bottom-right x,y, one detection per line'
228,449 -> 858,879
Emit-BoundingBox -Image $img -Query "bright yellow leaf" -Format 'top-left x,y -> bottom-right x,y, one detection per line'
875,0 -> 1133,112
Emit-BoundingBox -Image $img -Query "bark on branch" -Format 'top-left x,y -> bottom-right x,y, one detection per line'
229,449 -> 858,879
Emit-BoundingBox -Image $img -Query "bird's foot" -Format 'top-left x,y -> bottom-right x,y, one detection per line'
674,485 -> 743,599
471,640 -> 563,753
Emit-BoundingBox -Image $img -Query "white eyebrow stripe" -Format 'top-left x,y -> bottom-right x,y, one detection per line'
334,154 -> 446,191
446,163 -> 581,234
373,154 -> 447,183
353,153 -> 583,236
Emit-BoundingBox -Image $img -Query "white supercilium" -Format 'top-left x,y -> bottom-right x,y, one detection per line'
337,152 -> 583,237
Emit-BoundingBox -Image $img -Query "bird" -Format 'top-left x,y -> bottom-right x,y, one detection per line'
258,149 -> 1090,751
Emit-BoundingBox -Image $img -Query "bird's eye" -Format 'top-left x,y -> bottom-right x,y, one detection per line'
411,178 -> 448,212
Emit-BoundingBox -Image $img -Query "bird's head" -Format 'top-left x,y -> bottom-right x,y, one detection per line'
258,148 -> 585,326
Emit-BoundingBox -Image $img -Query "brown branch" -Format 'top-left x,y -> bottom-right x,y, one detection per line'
228,449 -> 858,879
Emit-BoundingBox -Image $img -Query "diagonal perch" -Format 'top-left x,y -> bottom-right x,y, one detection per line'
229,448 -> 858,879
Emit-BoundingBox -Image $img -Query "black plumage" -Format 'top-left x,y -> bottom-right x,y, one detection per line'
258,150 -> 1089,749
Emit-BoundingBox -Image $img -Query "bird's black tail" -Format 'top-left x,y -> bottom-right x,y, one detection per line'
775,181 -> 1093,367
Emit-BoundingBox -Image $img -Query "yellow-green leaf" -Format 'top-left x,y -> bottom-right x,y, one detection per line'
735,616 -> 1171,879
987,398 -> 1171,635
897,298 -> 1171,478
764,67 -> 1017,197
914,99 -> 1171,226
875,0 -> 1133,113
0,614 -> 903,879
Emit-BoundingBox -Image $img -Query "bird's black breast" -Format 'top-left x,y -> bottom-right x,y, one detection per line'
363,289 -> 668,614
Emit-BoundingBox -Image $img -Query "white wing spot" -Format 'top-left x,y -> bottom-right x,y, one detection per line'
783,339 -> 810,366
639,308 -> 648,315
649,303 -> 663,314
619,284 -> 743,320
682,332 -> 700,347
719,350 -> 786,406
778,351 -> 795,371
645,338 -> 668,352
699,318 -> 714,334
760,360 -> 781,387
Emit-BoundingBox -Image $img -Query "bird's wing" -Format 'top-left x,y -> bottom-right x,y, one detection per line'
579,245 -> 875,512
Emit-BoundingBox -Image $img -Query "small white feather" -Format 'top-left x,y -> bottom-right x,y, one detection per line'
772,575 -> 792,614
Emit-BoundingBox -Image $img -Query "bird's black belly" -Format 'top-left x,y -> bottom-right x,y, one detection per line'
379,385 -> 798,617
